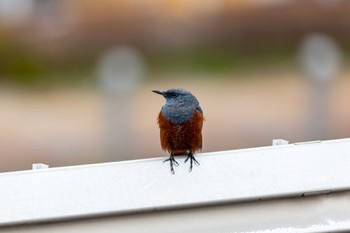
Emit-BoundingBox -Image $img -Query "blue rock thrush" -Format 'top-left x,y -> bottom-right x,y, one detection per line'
152,88 -> 204,174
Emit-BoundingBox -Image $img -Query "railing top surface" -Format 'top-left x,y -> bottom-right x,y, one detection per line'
1,138 -> 350,226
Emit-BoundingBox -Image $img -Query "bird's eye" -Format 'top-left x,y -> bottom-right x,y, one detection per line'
169,93 -> 177,98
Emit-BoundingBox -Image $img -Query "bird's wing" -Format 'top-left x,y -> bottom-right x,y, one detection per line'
196,105 -> 203,115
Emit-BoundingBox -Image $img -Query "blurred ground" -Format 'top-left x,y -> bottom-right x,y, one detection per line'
1,67 -> 350,172
1,0 -> 350,172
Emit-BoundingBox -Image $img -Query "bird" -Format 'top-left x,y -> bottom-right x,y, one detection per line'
152,88 -> 204,174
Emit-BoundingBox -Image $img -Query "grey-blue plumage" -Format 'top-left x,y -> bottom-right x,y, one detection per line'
153,88 -> 203,125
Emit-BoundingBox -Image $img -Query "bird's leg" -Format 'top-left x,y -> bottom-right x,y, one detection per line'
163,154 -> 179,174
184,152 -> 200,172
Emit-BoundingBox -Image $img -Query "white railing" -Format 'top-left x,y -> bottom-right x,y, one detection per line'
1,138 -> 350,232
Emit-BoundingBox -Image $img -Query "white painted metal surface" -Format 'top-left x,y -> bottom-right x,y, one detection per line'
2,191 -> 350,233
32,163 -> 49,170
1,138 -> 350,232
272,139 -> 289,145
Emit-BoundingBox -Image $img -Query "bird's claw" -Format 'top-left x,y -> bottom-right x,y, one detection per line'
185,153 -> 200,172
163,157 -> 179,166
163,156 -> 179,174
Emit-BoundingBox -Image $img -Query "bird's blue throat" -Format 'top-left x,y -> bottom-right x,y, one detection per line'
161,104 -> 196,125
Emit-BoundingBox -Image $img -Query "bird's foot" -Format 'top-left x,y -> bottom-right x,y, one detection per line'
163,155 -> 179,174
184,152 -> 200,172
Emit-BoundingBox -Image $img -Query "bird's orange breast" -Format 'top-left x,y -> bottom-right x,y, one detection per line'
157,110 -> 204,156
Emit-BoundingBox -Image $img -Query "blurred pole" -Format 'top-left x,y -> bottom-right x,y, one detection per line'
96,46 -> 145,160
299,33 -> 341,140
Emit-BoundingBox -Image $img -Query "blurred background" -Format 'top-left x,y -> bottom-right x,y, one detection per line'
0,0 -> 350,172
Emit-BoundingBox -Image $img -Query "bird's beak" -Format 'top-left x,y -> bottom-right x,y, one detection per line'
152,90 -> 165,96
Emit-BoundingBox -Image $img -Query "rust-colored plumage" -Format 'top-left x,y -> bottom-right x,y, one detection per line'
158,110 -> 204,156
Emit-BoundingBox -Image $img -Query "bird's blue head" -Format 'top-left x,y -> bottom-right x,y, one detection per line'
152,88 -> 202,124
